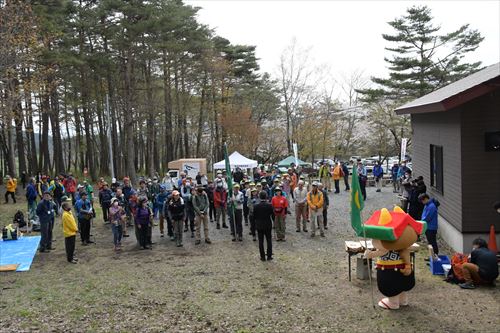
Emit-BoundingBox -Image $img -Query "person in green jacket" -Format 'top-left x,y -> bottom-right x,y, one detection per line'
193,185 -> 211,245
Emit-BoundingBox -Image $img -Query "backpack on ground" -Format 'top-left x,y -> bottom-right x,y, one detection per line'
444,253 -> 468,284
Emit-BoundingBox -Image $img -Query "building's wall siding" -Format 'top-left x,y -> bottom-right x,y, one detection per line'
460,89 -> 500,232
411,111 -> 463,231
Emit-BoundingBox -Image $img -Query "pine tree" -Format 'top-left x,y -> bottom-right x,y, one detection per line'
359,5 -> 484,102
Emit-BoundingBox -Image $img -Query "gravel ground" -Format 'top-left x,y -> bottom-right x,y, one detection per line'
1,185 -> 499,333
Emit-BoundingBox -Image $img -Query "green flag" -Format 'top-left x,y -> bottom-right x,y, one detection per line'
350,164 -> 364,236
224,143 -> 234,203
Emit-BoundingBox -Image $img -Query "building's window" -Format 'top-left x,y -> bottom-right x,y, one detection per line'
430,145 -> 443,194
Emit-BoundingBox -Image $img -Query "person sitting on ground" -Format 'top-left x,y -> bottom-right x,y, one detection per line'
61,200 -> 78,264
459,238 -> 499,289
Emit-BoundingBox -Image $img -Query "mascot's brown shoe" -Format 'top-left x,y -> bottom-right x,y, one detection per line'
378,297 -> 400,310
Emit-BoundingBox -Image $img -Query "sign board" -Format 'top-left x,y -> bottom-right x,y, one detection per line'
293,143 -> 299,167
400,138 -> 408,162
182,162 -> 201,179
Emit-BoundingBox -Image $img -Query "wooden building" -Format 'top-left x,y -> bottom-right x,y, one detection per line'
395,63 -> 500,252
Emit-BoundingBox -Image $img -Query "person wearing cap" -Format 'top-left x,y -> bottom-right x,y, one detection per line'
193,185 -> 211,245
167,190 -> 186,247
109,197 -> 125,251
260,180 -> 271,199
110,178 -> 120,194
293,180 -> 309,232
63,173 -> 77,204
281,174 -> 291,200
230,183 -> 244,241
318,162 -> 331,192
181,180 -> 195,237
149,177 -> 160,219
214,179 -> 228,229
137,179 -> 150,200
253,191 -> 274,261
307,181 -> 325,237
162,173 -> 174,192
135,196 -> 152,250
37,176 -> 49,199
357,159 -> 368,201
318,183 -> 329,230
26,178 -> 38,222
246,187 -> 259,241
341,161 -> 350,191
75,192 -> 94,245
82,180 -> 94,201
155,185 -> 169,238
113,188 -> 130,238
332,162 -> 344,194
99,182 -> 113,224
4,175 -> 18,204
37,191 -> 56,252
271,186 -> 288,241
61,200 -> 78,263
206,180 -> 216,223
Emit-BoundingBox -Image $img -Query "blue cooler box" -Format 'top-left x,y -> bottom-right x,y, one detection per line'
429,255 -> 450,275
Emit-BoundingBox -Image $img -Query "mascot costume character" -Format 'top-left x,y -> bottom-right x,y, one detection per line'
362,206 -> 427,310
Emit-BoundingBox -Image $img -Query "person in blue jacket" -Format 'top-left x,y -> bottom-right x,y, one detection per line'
391,163 -> 400,193
419,193 -> 439,258
373,162 -> 384,193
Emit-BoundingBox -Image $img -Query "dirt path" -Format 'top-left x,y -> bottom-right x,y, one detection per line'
1,186 -> 499,332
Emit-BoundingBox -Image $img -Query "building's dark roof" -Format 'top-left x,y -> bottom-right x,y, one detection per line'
395,62 -> 500,115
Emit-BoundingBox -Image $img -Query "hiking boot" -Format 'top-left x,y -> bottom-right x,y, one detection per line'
170,236 -> 175,241
160,233 -> 164,238
184,226 -> 188,232
222,223 -> 228,229
296,229 -> 300,232
324,226 -> 328,230
459,282 -> 476,289
303,229 -> 308,232
195,240 -> 201,245
252,236 -> 256,241
232,237 -> 236,242
205,239 -> 212,244
191,232 -> 195,238
320,233 -> 325,237
216,223 -> 221,229
238,236 -> 243,242
311,233 -> 315,238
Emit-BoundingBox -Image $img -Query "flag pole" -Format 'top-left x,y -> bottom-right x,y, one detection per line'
224,143 -> 237,240
361,209 -> 376,309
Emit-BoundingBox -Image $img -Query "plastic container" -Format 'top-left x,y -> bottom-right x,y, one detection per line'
429,255 -> 450,275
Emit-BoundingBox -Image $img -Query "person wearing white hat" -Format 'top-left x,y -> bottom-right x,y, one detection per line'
307,181 -> 325,237
293,180 -> 308,232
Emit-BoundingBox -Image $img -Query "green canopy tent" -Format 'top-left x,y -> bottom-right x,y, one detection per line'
277,156 -> 310,168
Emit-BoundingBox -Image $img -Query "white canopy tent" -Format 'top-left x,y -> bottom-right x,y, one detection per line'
213,151 -> 258,170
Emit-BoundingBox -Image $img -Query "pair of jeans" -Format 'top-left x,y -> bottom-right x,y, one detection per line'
111,223 -> 123,246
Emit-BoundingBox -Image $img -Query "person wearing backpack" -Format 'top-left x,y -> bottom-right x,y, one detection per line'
307,182 -> 325,237
192,185 -> 211,245
37,191 -> 56,252
75,192 -> 94,246
167,191 -> 186,247
26,178 -> 38,221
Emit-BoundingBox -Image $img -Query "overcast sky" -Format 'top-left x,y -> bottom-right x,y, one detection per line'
186,0 -> 500,97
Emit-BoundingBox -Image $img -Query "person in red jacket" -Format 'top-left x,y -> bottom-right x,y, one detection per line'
213,179 -> 228,229
271,187 -> 288,241
63,174 -> 77,204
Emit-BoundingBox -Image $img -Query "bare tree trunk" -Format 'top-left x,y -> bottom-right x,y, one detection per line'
162,51 -> 174,164
123,48 -> 137,182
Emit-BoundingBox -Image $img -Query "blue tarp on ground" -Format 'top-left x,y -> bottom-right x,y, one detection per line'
0,236 -> 41,272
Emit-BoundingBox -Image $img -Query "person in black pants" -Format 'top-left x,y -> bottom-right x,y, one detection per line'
253,191 -> 274,261
36,191 -> 55,252
75,192 -> 93,245
206,182 -> 216,223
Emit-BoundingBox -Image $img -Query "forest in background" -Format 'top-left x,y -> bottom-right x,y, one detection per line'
0,1 -> 484,181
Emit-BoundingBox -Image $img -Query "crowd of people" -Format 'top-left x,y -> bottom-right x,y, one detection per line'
2,160 -> 497,286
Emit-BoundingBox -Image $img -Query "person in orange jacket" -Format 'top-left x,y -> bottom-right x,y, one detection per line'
4,175 -> 17,204
307,181 -> 324,237
332,162 -> 344,194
